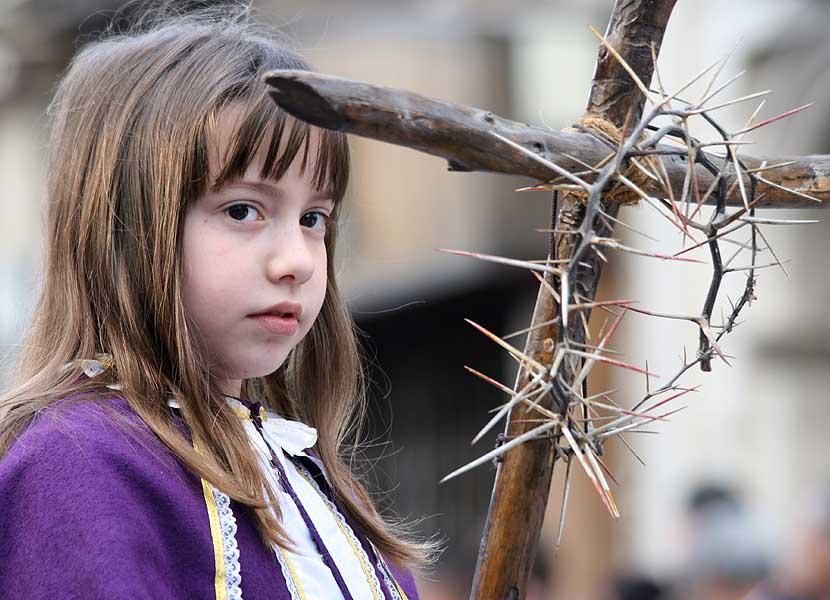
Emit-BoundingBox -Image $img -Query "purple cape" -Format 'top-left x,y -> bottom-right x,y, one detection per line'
0,396 -> 419,599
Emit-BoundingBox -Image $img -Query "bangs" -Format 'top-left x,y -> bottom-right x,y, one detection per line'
208,92 -> 349,203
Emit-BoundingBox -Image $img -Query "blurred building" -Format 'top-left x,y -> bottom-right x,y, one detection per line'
2,1 -> 830,599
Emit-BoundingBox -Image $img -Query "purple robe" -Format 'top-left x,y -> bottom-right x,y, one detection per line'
0,396 -> 419,599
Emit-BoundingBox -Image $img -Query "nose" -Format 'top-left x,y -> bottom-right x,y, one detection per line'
265,223 -> 315,285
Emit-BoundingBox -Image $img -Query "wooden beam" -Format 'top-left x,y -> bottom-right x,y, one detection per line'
265,71 -> 829,209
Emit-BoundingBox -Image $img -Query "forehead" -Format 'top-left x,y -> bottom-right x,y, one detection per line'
205,104 -> 327,190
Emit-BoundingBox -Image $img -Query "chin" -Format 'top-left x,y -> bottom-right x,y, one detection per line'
239,357 -> 291,380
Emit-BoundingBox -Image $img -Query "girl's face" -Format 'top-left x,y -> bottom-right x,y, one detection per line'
181,111 -> 334,397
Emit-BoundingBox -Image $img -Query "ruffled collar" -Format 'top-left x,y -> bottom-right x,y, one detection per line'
61,355 -> 317,456
166,396 -> 318,457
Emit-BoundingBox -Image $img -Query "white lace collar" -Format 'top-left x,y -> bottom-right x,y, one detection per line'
166,396 -> 318,457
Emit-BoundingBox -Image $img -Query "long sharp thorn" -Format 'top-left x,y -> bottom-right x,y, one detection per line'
589,25 -> 653,101
753,226 -> 790,280
530,269 -> 562,304
697,37 -> 742,105
659,50 -> 730,111
674,223 -> 749,257
700,327 -> 731,366
744,160 -> 798,174
585,446 -> 620,518
617,433 -> 646,467
728,148 -> 750,210
735,100 -> 767,144
566,348 -> 659,377
624,305 -> 701,323
585,444 -> 620,519
755,174 -> 823,204
555,458 -> 574,550
596,238 -> 705,263
490,131 -> 591,191
697,139 -> 754,148
574,308 -> 627,388
734,102 -> 815,136
464,366 -> 513,395
465,319 -> 548,373
471,373 -> 550,444
651,42 -> 668,102
597,209 -> 661,243
597,407 -> 689,440
561,272 -> 570,328
616,176 -> 693,238
638,386 -> 699,416
698,69 -> 746,108
441,420 -> 558,483
726,260 -> 791,273
688,89 -> 772,114
741,216 -> 819,225
560,423 -> 613,513
439,248 -> 563,276
502,317 -> 560,341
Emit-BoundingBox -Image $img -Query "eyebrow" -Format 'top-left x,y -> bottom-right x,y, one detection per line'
224,179 -> 335,202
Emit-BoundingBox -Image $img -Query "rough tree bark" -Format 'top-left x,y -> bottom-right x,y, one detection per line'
264,73 -> 830,208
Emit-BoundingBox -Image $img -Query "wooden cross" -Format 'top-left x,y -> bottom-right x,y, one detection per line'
265,1 -> 830,598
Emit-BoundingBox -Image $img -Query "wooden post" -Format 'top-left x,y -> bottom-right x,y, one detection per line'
469,2 -> 678,598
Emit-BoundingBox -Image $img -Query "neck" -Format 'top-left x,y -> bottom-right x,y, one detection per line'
218,378 -> 242,399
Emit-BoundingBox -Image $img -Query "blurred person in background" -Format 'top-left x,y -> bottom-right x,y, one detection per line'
668,482 -> 771,600
750,485 -> 830,600
601,574 -> 667,600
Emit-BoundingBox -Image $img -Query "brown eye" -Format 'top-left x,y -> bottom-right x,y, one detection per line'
226,204 -> 260,222
300,211 -> 328,231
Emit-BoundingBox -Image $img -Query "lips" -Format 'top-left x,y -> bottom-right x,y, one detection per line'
248,302 -> 302,336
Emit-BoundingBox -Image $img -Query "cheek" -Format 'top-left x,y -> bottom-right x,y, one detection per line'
305,247 -> 329,324
181,218 -> 239,316
314,248 -> 329,304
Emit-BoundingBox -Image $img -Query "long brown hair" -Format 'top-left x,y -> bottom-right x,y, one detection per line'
0,7 -> 434,568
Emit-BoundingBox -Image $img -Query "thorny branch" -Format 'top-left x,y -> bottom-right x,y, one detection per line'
438,33 -> 813,552
264,4 -> 820,597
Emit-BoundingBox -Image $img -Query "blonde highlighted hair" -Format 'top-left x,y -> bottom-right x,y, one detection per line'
0,6 -> 434,568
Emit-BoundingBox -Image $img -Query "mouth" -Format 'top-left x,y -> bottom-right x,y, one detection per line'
249,302 -> 303,319
248,302 -> 302,336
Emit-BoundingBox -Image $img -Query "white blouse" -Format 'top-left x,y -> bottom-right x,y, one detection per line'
225,398 -> 385,600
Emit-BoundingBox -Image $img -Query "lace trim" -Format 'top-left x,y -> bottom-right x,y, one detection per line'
372,547 -> 406,600
294,462 -> 385,600
274,547 -> 306,600
212,488 -> 243,600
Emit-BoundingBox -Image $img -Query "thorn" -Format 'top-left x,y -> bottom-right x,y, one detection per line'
441,420 -> 558,483
464,319 -> 548,373
754,174 -> 822,204
687,89 -> 772,114
734,102 -> 815,136
589,25 -> 653,101
490,131 -> 591,191
566,348 -> 659,377
555,458 -> 574,550
439,248 -> 563,276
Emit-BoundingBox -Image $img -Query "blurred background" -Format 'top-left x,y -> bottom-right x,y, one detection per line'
3,0 -> 830,598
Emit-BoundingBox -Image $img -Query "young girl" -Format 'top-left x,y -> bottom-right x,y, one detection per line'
0,7 -> 432,599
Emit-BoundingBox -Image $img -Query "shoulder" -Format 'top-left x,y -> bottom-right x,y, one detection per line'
1,394 -> 178,483
0,395 -> 218,598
